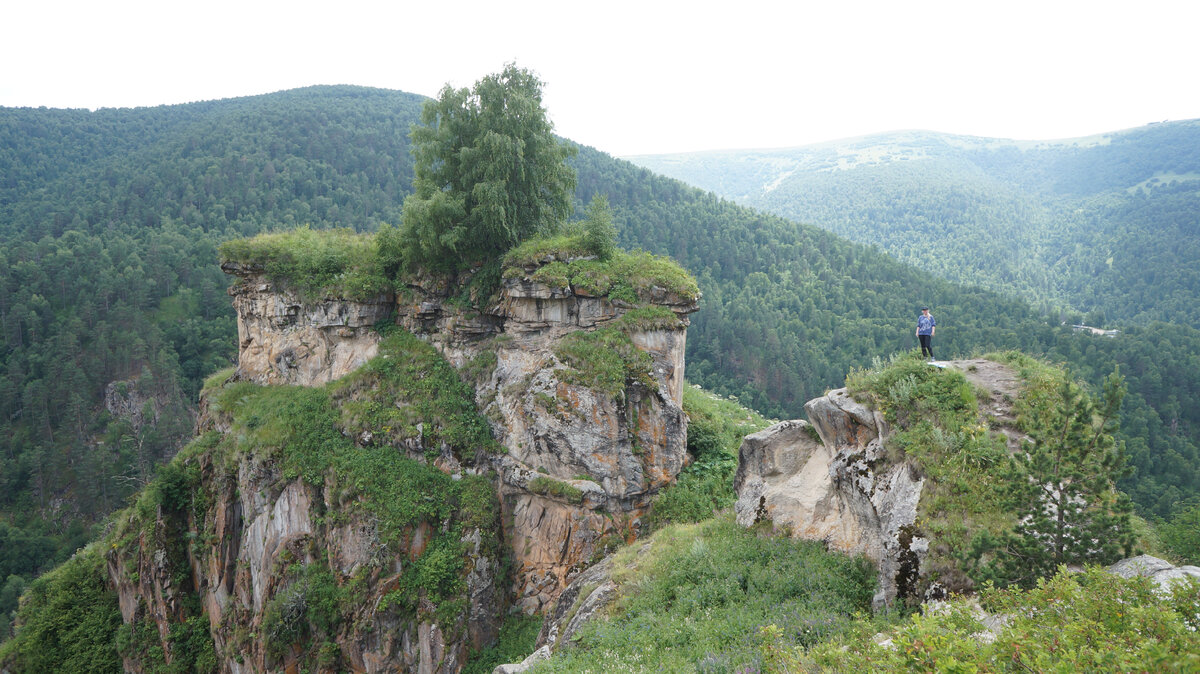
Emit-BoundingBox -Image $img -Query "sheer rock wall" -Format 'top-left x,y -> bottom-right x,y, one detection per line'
224,263 -> 696,614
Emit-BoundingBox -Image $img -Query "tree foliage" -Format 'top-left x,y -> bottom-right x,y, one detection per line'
975,369 -> 1135,587
401,64 -> 576,270
581,194 -> 617,261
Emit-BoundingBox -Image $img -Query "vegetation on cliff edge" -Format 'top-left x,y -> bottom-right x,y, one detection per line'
846,351 -> 1135,595
783,566 -> 1200,672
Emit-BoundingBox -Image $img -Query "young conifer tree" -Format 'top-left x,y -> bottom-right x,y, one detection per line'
401,64 -> 577,271
980,369 -> 1134,587
582,194 -> 617,261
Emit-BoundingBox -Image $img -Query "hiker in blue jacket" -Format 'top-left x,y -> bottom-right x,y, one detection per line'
916,306 -> 936,360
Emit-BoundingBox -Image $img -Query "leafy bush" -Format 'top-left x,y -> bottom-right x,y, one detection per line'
463,614 -> 544,674
795,566 -> 1200,672
262,563 -> 345,661
649,386 -> 772,527
0,547 -> 122,673
554,328 -> 655,396
582,195 -> 617,262
218,226 -> 397,300
333,330 -> 501,462
1159,500 -> 1200,564
503,236 -> 699,303
528,476 -> 585,505
530,516 -> 875,673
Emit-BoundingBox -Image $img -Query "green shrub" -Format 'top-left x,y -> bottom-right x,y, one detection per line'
615,306 -> 684,331
333,330 -> 501,461
463,614 -> 544,674
218,226 -> 396,301
649,385 -> 772,528
503,236 -> 699,303
554,328 -> 654,396
0,547 -> 122,673
1160,500 -> 1200,564
531,516 -> 875,673
528,476 -> 584,505
581,195 -> 617,262
796,566 -> 1200,672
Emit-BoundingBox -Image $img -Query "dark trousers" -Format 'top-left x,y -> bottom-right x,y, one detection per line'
919,334 -> 934,359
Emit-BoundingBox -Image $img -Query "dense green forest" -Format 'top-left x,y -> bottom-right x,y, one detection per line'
2,89 -> 1199,638
630,123 -> 1200,327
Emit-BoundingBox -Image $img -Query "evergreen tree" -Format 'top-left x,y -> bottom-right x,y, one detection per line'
979,369 -> 1135,587
582,194 -> 617,261
400,64 -> 577,270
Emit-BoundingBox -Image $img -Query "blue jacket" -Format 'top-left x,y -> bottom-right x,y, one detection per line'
917,314 -> 936,335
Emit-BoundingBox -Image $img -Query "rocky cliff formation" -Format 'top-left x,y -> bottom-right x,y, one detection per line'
107,438 -> 501,673
732,359 -> 1025,608
15,246 -> 700,674
221,254 -> 697,616
224,262 -> 393,387
733,390 -> 923,608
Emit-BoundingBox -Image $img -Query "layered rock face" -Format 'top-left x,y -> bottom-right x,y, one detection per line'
225,264 -> 697,614
107,444 -> 499,673
734,388 -> 925,607
399,273 -> 695,612
223,261 -> 392,387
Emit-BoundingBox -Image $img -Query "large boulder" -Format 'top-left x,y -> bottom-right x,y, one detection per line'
733,388 -> 925,608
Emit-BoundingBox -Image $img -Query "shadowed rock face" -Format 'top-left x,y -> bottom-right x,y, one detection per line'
733,388 -> 925,608
223,264 -> 697,616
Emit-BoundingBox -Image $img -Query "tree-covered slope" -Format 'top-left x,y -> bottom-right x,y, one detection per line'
2,90 -> 1199,633
628,122 -> 1200,327
0,87 -> 426,633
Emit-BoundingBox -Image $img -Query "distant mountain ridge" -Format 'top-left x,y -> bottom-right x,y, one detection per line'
628,120 -> 1200,326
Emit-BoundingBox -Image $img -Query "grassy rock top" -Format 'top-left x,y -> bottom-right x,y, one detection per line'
219,226 -> 395,301
501,233 -> 700,305
218,226 -> 700,306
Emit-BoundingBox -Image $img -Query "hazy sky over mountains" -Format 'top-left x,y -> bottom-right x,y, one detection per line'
4,0 -> 1198,156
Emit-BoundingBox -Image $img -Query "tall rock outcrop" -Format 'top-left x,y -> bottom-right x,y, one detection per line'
107,442 -> 500,673
223,261 -> 392,387
734,389 -> 924,607
223,256 -> 697,614
733,359 -> 1027,608
77,247 -> 697,674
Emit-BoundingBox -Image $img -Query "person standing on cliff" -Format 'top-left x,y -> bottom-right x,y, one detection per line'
916,306 -> 936,360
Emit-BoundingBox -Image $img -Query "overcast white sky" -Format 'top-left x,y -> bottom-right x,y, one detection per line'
3,0 -> 1198,156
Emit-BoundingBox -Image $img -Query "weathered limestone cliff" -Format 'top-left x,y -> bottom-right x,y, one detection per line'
80,244 -> 697,674
223,255 -> 697,615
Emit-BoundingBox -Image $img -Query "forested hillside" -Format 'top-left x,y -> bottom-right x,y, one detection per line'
2,90 -> 1198,636
629,122 -> 1200,327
